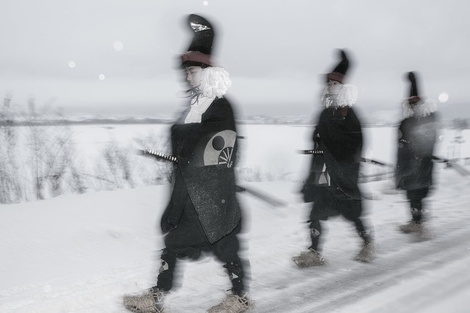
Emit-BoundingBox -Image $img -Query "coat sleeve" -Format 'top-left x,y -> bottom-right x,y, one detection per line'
160,168 -> 187,234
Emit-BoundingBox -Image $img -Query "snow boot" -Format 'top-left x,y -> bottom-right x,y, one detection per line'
207,292 -> 254,313
292,249 -> 325,268
417,223 -> 433,241
123,288 -> 166,313
356,241 -> 375,263
400,221 -> 433,241
399,221 -> 420,234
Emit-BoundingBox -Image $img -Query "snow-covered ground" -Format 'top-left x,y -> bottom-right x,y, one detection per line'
1,124 -> 469,313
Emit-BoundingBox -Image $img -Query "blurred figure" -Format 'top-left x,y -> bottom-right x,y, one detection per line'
396,72 -> 438,239
123,14 -> 253,313
294,49 -> 374,267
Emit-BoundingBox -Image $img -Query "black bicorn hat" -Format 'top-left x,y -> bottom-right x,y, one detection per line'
326,49 -> 350,83
406,71 -> 421,104
181,14 -> 215,68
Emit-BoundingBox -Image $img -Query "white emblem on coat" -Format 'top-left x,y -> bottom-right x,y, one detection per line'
203,130 -> 236,168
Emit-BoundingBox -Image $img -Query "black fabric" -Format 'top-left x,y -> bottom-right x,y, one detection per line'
308,186 -> 362,220
224,258 -> 246,294
155,249 -> 178,291
407,72 -> 419,98
309,215 -> 370,251
302,107 -> 364,220
161,97 -> 242,244
354,221 -> 371,244
302,106 -> 371,249
308,220 -> 323,252
183,166 -> 240,243
186,14 -> 214,56
156,95 -> 247,293
406,187 -> 429,223
395,113 -> 437,190
331,49 -> 349,76
300,131 -> 325,203
160,168 -> 188,234
156,215 -> 245,292
406,187 -> 430,204
162,196 -> 208,260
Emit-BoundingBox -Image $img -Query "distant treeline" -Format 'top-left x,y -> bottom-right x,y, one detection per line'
1,115 -> 469,128
0,118 -> 173,127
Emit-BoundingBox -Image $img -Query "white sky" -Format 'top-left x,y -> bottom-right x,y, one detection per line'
1,0 -> 469,119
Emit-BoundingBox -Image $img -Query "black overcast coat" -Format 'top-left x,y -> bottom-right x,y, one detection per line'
161,97 -> 241,244
301,107 -> 364,219
395,113 -> 438,191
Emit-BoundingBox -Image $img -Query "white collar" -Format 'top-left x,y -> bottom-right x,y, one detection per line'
184,96 -> 216,124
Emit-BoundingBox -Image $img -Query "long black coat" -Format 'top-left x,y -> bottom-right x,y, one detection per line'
301,107 -> 364,219
395,113 -> 437,190
161,97 -> 241,244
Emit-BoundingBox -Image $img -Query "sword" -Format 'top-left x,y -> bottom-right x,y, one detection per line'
235,185 -> 287,207
137,149 -> 287,207
298,149 -> 392,167
432,156 -> 470,176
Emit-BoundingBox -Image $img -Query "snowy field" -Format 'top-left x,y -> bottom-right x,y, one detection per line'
1,123 -> 470,313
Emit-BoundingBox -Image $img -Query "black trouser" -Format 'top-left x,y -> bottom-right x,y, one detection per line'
309,215 -> 372,252
309,187 -> 372,252
406,187 -> 430,223
154,199 -> 247,295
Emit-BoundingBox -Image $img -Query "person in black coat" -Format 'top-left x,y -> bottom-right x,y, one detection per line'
123,14 -> 253,313
396,72 -> 438,238
294,50 -> 375,267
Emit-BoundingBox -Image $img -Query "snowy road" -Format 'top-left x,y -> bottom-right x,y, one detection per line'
1,163 -> 470,313
254,224 -> 470,313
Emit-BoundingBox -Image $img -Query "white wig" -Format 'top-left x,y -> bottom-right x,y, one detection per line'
320,84 -> 358,108
402,98 -> 437,118
198,67 -> 232,98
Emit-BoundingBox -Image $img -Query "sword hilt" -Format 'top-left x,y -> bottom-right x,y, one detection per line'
140,149 -> 179,163
299,149 -> 324,155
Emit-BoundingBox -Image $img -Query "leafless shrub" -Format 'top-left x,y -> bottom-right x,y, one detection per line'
93,140 -> 136,190
1,94 -> 175,203
133,130 -> 173,185
0,96 -> 87,203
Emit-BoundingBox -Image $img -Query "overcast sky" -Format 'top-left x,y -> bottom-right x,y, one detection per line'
1,0 -> 469,121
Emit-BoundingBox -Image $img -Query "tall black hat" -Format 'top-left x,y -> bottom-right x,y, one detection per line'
181,14 -> 215,68
326,49 -> 350,83
406,71 -> 421,104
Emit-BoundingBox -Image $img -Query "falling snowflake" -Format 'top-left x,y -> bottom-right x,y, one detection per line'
438,92 -> 449,103
113,41 -> 124,51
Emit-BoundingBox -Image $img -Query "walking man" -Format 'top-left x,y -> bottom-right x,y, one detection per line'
123,14 -> 253,313
294,49 -> 374,267
396,71 -> 438,239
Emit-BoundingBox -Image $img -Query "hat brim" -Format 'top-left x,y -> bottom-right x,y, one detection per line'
326,72 -> 345,83
181,51 -> 212,68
